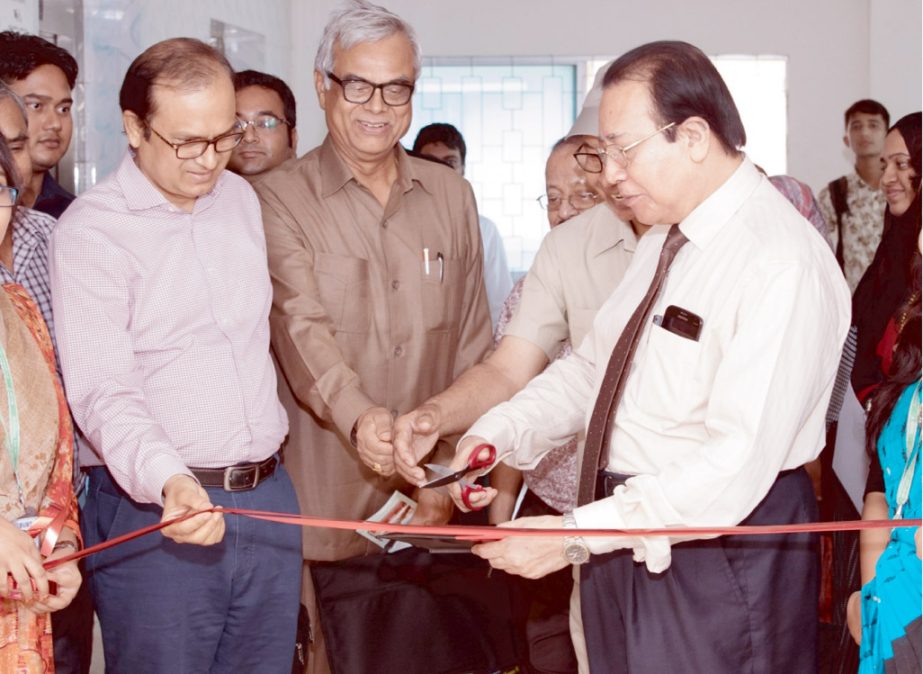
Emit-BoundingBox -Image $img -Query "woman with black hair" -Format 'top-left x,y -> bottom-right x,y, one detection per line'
852,112 -> 922,402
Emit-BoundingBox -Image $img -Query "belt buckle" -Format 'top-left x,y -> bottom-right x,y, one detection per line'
223,464 -> 259,491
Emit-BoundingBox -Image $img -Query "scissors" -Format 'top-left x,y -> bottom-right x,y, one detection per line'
422,443 -> 507,511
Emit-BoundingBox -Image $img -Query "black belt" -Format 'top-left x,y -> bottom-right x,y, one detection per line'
190,455 -> 278,491
595,467 -> 802,499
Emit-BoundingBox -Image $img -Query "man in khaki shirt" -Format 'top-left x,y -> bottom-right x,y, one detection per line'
255,5 -> 491,671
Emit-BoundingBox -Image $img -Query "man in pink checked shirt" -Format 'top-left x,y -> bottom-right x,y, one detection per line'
48,38 -> 301,674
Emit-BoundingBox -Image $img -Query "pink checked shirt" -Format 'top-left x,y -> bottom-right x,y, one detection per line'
49,153 -> 288,505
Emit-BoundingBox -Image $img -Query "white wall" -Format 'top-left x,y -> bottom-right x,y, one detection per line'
291,0 -> 921,194
869,0 -> 922,123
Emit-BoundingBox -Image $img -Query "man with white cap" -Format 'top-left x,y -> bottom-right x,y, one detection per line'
394,62 -> 647,673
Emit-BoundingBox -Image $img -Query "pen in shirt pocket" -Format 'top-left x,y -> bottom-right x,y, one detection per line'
422,248 -> 445,284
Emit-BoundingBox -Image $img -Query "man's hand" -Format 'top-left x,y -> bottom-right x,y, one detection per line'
31,529 -> 82,614
393,403 -> 442,484
0,517 -> 47,602
160,474 -> 225,546
472,515 -> 570,579
409,487 -> 454,526
355,406 -> 395,477
445,436 -> 498,510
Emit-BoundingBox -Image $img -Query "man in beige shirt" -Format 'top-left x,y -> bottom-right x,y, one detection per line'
255,4 -> 491,671
393,61 -> 642,486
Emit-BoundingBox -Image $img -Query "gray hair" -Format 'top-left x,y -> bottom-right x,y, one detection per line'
0,81 -> 28,126
314,0 -> 422,88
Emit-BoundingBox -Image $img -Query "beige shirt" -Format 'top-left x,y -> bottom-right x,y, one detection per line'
505,203 -> 638,358
817,172 -> 887,293
256,136 -> 492,561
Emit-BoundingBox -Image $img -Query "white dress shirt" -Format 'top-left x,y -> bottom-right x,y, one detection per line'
467,158 -> 850,572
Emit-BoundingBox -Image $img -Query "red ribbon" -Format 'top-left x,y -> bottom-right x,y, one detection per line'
43,508 -> 922,570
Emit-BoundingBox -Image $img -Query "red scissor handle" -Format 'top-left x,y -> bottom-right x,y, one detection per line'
467,443 -> 496,471
459,444 -> 496,511
461,484 -> 486,511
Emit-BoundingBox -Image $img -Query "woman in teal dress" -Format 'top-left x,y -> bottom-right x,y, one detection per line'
847,249 -> 921,674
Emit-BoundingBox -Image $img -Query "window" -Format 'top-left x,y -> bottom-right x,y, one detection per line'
403,61 -> 577,272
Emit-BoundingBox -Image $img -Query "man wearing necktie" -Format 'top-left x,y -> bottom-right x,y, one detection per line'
438,41 -> 850,672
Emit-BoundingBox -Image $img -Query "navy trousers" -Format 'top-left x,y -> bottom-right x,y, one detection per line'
82,465 -> 302,674
581,468 -> 818,674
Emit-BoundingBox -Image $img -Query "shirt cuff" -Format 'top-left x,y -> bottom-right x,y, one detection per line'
330,385 -> 377,443
572,487 -> 673,573
141,453 -> 196,506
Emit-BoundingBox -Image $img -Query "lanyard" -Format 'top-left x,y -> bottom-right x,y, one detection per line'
0,341 -> 23,508
895,381 -> 921,520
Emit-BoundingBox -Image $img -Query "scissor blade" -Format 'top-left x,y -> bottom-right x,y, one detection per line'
421,463 -> 467,489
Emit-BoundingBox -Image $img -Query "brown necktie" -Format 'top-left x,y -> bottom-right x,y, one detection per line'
576,225 -> 689,506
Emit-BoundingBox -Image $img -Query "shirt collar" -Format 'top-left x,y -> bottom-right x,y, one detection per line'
678,156 -> 760,249
39,173 -> 74,202
319,135 -> 430,198
13,207 -> 55,240
588,204 -> 639,257
116,150 -> 225,213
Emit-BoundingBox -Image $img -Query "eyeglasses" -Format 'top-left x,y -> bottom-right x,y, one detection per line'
537,190 -> 599,212
239,115 -> 291,133
573,143 -> 603,174
0,185 -> 19,208
326,72 -> 415,107
148,124 -> 245,159
579,122 -> 676,173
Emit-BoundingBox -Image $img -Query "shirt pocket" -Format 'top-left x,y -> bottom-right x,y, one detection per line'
629,323 -> 704,425
314,253 -> 370,334
421,255 -> 464,332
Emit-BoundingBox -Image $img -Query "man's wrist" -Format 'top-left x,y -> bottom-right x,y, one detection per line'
562,511 -> 590,565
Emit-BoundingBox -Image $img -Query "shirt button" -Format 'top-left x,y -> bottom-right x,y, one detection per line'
382,219 -> 389,229
393,345 -> 403,357
391,280 -> 400,290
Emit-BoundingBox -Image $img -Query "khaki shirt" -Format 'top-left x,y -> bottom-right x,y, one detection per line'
256,136 -> 492,560
506,203 -> 637,358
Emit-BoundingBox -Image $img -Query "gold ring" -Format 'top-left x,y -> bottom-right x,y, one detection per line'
371,462 -> 383,474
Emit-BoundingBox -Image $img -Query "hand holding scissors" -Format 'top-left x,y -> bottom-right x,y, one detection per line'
421,441 -> 508,511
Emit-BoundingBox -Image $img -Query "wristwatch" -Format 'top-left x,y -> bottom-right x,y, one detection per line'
562,512 -> 590,565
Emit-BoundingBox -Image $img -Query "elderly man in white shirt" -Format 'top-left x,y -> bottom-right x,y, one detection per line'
435,41 -> 850,673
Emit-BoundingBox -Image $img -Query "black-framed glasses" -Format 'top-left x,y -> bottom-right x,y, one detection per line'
239,115 -> 291,133
326,72 -> 414,106
573,143 -> 603,174
148,124 -> 245,159
0,185 -> 19,208
587,122 -> 676,172
537,190 -> 599,211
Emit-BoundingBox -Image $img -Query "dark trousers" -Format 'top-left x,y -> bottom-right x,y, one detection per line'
581,468 -> 819,674
83,465 -> 302,674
